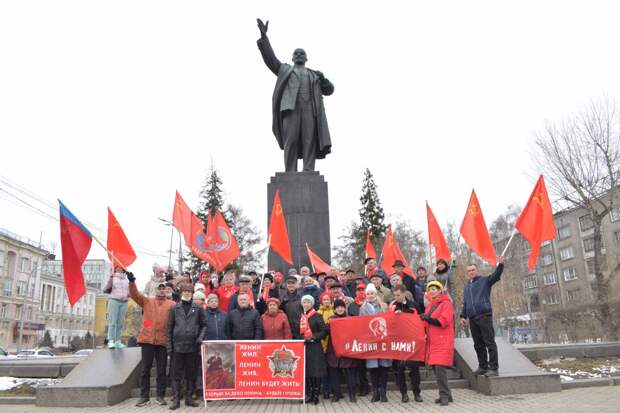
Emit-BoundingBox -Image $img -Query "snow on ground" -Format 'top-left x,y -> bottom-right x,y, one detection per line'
0,377 -> 60,392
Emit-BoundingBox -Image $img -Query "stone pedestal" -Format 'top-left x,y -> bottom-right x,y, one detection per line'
267,172 -> 330,273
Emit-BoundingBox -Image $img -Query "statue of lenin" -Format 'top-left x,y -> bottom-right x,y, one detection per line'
256,19 -> 334,172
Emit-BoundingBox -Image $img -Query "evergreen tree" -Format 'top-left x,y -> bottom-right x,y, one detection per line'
188,163 -> 264,274
359,168 -> 387,241
333,169 -> 386,272
39,330 -> 53,348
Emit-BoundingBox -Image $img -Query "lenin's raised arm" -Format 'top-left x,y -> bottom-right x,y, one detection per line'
256,18 -> 281,75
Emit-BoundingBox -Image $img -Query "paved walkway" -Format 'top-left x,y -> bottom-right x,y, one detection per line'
4,387 -> 620,412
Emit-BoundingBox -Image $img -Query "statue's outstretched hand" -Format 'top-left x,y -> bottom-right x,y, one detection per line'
257,18 -> 269,38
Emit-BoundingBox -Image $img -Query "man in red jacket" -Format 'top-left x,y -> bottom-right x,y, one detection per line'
420,280 -> 455,406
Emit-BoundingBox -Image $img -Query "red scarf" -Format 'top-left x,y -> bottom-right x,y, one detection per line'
299,309 -> 317,339
354,290 -> 365,305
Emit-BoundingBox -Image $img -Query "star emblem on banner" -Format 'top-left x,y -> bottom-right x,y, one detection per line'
267,345 -> 300,378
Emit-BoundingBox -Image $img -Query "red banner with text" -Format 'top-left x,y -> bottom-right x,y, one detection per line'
202,340 -> 305,400
329,313 -> 426,361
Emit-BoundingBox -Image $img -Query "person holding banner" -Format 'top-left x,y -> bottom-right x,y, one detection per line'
420,280 -> 455,406
166,283 -> 207,410
459,257 -> 504,378
359,284 -> 390,403
326,299 -> 358,402
300,295 -> 328,405
389,285 -> 424,403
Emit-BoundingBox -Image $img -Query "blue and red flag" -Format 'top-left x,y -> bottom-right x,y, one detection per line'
58,200 -> 92,306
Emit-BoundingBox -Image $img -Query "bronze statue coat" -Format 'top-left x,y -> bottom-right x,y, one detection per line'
257,36 -> 334,160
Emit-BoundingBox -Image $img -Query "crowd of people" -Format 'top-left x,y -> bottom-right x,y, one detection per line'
104,256 -> 504,409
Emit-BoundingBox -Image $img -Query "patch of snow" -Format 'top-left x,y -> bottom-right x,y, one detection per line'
0,377 -> 61,392
560,375 -> 575,382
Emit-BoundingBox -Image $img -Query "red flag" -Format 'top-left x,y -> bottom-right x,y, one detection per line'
172,191 -> 194,247
460,190 -> 496,266
380,224 -> 413,276
269,190 -> 292,264
172,191 -> 218,268
515,175 -> 556,271
365,228 -> 377,260
305,243 -> 331,274
58,200 -> 91,306
426,202 -> 451,263
204,210 -> 240,272
107,208 -> 136,268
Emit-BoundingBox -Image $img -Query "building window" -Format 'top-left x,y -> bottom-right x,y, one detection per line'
0,303 -> 7,319
566,290 -> 579,303
543,293 -> 559,305
579,215 -> 594,232
3,279 -> 13,296
0,250 -> 5,266
523,275 -> 537,290
583,237 -> 595,253
558,226 -> 571,240
15,305 -> 23,319
16,281 -> 28,296
563,267 -> 578,281
560,246 -> 575,261
540,254 -> 553,266
544,273 -> 558,285
20,257 -> 30,273
615,231 -> 620,247
611,208 -> 620,222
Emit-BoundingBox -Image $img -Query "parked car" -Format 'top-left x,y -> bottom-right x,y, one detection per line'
0,346 -> 17,359
73,349 -> 94,357
16,348 -> 55,358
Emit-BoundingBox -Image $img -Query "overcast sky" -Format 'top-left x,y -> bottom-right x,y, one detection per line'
2,1 -> 620,287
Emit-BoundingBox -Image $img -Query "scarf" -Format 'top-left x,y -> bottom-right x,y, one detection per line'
354,290 -> 365,305
299,308 -> 317,339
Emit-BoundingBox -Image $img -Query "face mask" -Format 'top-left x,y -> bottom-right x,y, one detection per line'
181,296 -> 192,302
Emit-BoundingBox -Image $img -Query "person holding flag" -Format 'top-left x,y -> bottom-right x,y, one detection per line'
102,266 -> 130,349
459,256 -> 504,377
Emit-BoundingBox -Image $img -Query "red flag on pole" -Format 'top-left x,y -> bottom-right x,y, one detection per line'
460,190 -> 496,266
172,190 -> 194,247
305,243 -> 331,274
365,228 -> 377,260
426,202 -> 451,263
269,190 -> 293,264
205,210 -> 240,272
106,208 -> 136,268
515,175 -> 557,271
380,224 -> 413,276
58,200 -> 92,306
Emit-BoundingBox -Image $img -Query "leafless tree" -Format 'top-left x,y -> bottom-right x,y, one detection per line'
533,97 -> 620,340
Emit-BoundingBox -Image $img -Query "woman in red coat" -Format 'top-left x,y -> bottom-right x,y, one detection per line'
261,297 -> 293,339
420,280 -> 455,406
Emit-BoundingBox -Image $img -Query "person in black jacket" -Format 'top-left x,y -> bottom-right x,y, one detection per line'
226,293 -> 263,340
204,294 -> 228,340
459,256 -> 504,377
300,295 -> 328,405
389,285 -> 424,403
166,284 -> 207,410
393,260 -> 425,313
280,276 -> 303,337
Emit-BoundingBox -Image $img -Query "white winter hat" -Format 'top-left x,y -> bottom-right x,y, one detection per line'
193,291 -> 206,301
194,283 -> 206,292
365,284 -> 377,294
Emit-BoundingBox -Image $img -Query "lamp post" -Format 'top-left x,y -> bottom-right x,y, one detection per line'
158,218 -> 182,274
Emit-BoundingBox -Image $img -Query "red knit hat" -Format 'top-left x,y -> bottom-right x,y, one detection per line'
320,292 -> 332,304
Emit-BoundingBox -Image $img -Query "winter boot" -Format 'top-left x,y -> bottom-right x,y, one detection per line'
379,388 -> 388,403
169,381 -> 181,410
401,391 -> 409,403
185,386 -> 198,407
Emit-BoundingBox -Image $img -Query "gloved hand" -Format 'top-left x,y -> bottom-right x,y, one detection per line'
419,314 -> 429,321
125,271 -> 136,283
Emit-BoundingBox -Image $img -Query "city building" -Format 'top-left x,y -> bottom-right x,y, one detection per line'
0,228 -> 50,351
44,259 -> 111,291
39,260 -> 101,347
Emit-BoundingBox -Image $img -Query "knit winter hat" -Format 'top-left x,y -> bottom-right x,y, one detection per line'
301,294 -> 315,306
365,284 -> 378,294
206,293 -> 218,303
193,291 -> 206,301
333,299 -> 346,309
194,283 -> 206,292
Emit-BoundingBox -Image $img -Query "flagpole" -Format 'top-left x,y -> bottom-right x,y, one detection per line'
500,228 -> 517,257
90,233 -> 128,271
259,234 -> 272,293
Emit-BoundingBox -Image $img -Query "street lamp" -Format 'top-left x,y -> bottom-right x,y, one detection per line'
158,218 -> 182,275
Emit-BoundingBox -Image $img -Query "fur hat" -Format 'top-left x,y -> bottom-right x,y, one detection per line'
301,294 -> 315,306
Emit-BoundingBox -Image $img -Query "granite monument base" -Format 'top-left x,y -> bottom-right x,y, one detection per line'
267,171 -> 330,273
